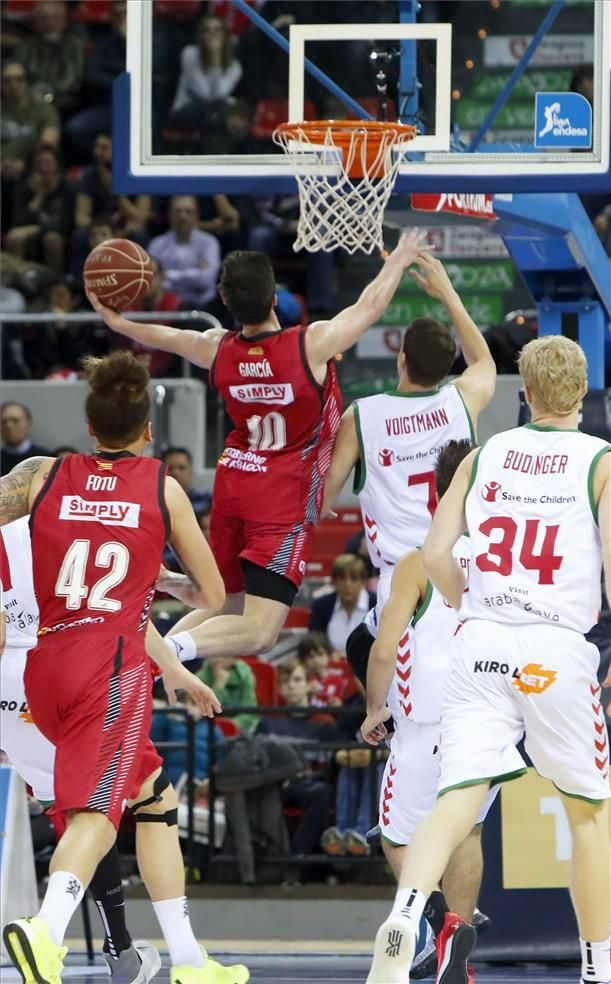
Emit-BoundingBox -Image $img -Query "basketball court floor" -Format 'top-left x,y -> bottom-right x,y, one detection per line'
0,953 -> 580,983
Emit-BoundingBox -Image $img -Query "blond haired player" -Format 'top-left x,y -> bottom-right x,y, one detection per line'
368,335 -> 611,984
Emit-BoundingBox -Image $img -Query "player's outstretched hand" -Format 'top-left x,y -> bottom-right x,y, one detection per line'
410,253 -> 455,300
86,287 -> 129,333
163,663 -> 222,718
390,228 -> 434,269
361,706 -> 391,746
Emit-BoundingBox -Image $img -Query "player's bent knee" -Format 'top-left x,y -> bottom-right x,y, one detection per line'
129,769 -> 179,826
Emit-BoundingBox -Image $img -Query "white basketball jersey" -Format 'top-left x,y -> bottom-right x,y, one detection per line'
386,538 -> 471,726
1,517 -> 38,650
462,425 -> 610,634
355,386 -> 473,569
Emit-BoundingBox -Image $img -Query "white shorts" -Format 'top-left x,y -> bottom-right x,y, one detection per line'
0,647 -> 55,802
364,568 -> 393,639
365,569 -> 413,725
439,620 -> 610,803
379,717 -> 499,846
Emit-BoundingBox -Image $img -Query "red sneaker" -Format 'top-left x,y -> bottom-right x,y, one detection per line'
434,913 -> 477,984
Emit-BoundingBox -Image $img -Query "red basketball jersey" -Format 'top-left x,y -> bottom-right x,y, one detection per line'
30,452 -> 170,639
211,325 -> 342,523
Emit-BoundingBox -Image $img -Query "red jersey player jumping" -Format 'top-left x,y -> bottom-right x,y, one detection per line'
88,230 -> 432,661
0,352 -> 249,984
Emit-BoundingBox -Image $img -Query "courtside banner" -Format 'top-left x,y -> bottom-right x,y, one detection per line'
411,194 -> 498,220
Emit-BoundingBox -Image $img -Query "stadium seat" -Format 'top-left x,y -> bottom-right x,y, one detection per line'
240,657 -> 279,706
347,97 -> 398,122
284,606 -> 311,629
251,99 -> 317,141
215,717 -> 241,738
305,556 -> 335,578
73,0 -> 112,23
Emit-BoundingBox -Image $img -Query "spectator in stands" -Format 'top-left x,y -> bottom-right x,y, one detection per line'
26,279 -> 92,378
322,745 -> 384,858
1,402 -> 51,473
196,504 -> 212,541
14,0 -> 86,116
1,61 -> 60,227
65,0 -> 127,157
198,658 -> 259,735
123,258 -> 182,376
161,447 -> 212,513
6,144 -> 75,276
151,692 -> 223,786
344,526 -> 377,580
309,555 -> 376,653
257,659 -> 336,860
171,15 -> 242,123
222,100 -> 260,155
298,632 -> 356,707
248,196 -> 337,315
198,195 -> 244,255
149,195 -> 221,308
71,134 -> 151,275
593,203 -> 611,256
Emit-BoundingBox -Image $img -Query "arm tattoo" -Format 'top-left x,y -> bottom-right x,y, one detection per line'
0,457 -> 49,526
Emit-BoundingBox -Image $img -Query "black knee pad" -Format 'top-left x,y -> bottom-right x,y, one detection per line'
346,621 -> 374,689
130,770 -> 177,825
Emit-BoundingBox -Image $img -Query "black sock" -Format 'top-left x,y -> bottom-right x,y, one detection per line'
89,844 -> 132,959
424,890 -> 449,937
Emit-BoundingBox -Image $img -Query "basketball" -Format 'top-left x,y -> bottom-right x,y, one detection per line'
83,239 -> 154,309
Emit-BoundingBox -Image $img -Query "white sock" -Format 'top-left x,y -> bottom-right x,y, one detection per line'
390,888 -> 427,932
152,897 -> 204,968
167,632 -> 197,664
38,871 -> 84,946
580,938 -> 611,982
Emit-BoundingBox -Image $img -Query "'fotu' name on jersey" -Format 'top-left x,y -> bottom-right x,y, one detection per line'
239,360 -> 273,378
385,407 -> 449,436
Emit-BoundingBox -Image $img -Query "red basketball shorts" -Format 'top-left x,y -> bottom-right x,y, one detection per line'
209,504 -> 314,595
24,631 -> 162,829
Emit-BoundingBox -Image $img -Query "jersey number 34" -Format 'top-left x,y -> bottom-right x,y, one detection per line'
476,517 -> 563,585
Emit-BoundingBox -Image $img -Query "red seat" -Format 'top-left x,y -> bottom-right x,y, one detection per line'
251,99 -> 317,141
305,556 -> 335,578
240,657 -> 279,705
73,0 -> 112,23
347,97 -> 398,122
311,524 -> 353,557
215,717 -> 241,737
284,606 -> 310,629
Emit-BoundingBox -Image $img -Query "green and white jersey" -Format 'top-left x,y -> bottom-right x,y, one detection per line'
354,386 -> 473,571
462,424 -> 610,634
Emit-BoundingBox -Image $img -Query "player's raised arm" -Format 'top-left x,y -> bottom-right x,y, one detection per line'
164,476 -> 226,610
0,456 -> 56,526
305,229 -> 433,370
362,550 -> 426,744
411,254 -> 496,423
86,288 -> 227,369
320,406 -> 359,517
421,450 -> 476,609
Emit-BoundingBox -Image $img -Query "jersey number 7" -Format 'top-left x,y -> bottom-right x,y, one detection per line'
476,517 -> 563,585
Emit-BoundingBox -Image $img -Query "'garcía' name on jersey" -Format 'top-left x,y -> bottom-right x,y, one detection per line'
239,360 -> 273,378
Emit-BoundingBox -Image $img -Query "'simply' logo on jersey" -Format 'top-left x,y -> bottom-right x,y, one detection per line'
378,448 -> 395,467
513,663 -> 557,696
482,481 -> 502,502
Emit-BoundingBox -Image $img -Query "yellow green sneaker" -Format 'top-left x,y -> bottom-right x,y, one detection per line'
171,948 -> 249,984
2,916 -> 67,984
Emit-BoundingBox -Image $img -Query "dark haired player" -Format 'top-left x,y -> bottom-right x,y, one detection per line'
88,231 -> 432,661
361,441 -> 499,983
0,351 -> 249,984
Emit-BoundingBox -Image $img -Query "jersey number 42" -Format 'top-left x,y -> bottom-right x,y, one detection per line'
55,539 -> 129,612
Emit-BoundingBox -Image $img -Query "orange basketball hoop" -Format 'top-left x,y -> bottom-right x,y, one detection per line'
273,119 -> 417,254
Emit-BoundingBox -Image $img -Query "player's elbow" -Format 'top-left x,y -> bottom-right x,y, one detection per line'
198,577 -> 225,612
421,540 -> 444,575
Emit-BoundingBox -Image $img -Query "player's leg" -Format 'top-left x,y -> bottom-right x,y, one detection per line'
129,764 -> 249,984
441,825 -> 484,923
167,593 -> 245,641
170,590 -> 289,661
516,628 -> 611,984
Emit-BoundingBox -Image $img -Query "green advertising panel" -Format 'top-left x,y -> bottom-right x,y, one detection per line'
471,70 -> 572,101
399,261 -> 516,295
455,100 -> 534,130
379,294 -> 505,327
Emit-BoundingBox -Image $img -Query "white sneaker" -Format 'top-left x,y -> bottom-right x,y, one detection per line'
104,941 -> 162,983
366,915 -> 416,983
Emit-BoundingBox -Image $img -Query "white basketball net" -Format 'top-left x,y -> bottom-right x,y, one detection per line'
273,122 -> 416,255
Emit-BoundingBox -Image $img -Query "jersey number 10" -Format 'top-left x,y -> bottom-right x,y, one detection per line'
55,539 -> 129,612
247,412 -> 287,452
